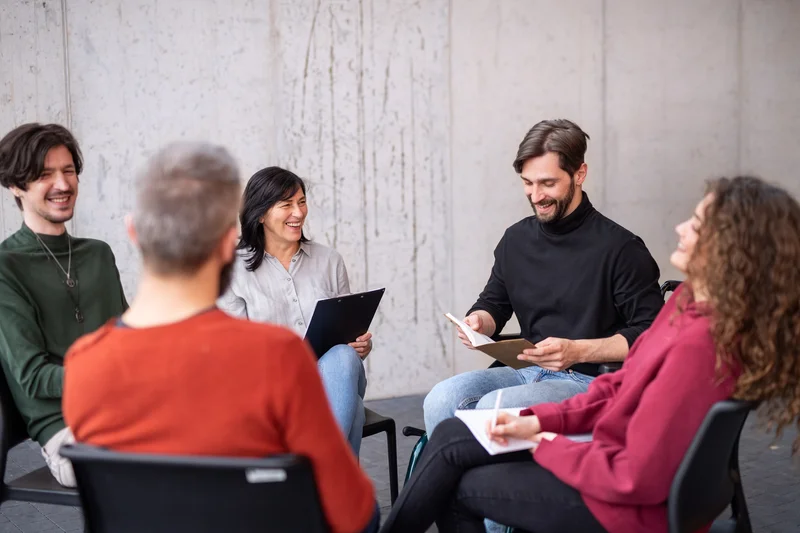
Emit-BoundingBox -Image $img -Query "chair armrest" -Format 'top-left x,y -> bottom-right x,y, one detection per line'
598,362 -> 623,374
660,279 -> 681,298
402,426 -> 426,437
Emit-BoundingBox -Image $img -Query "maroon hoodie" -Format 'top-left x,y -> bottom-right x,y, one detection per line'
524,285 -> 736,533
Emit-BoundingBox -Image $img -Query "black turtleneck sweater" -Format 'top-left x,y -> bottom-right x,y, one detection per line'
468,193 -> 663,376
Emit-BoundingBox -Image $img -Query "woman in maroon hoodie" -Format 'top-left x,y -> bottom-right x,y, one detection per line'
380,176 -> 800,533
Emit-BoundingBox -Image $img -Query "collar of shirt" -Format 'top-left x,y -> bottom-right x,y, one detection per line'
264,242 -> 312,261
539,192 -> 595,236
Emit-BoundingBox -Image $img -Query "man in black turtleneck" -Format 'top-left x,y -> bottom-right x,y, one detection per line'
424,119 -> 663,435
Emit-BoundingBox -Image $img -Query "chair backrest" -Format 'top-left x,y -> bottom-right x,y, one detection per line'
0,362 -> 31,449
0,361 -> 34,492
60,444 -> 329,533
668,400 -> 753,533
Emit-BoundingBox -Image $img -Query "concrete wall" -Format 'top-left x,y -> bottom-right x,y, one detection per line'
2,0 -> 799,399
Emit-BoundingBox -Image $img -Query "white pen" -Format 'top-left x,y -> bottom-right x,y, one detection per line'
491,389 -> 504,433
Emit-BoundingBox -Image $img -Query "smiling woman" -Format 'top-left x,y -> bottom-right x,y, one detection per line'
670,193 -> 712,273
236,167 -> 311,272
217,166 -> 373,456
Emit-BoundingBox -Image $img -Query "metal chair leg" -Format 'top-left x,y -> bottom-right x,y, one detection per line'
730,441 -> 752,533
387,420 -> 398,503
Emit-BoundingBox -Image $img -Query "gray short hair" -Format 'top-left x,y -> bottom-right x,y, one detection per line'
133,141 -> 241,274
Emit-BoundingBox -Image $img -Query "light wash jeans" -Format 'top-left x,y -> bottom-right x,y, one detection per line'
424,365 -> 594,433
317,344 -> 367,455
423,365 -> 595,533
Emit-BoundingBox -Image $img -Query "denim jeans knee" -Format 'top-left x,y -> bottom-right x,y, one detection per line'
317,344 -> 366,453
423,367 -> 523,434
319,344 -> 362,379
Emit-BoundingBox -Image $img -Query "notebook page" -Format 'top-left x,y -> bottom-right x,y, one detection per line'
454,409 -> 594,455
444,313 -> 495,347
454,408 -> 535,455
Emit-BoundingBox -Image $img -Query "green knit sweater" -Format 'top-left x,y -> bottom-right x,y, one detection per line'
0,224 -> 127,445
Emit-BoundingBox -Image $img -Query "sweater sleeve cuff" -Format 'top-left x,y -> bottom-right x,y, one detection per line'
617,326 -> 642,348
533,434 -> 567,463
464,302 -> 505,333
526,402 -> 564,434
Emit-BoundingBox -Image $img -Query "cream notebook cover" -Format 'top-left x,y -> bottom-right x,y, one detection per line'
445,313 -> 537,370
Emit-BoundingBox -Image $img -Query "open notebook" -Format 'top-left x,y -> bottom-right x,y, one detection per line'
454,408 -> 593,456
445,313 -> 536,370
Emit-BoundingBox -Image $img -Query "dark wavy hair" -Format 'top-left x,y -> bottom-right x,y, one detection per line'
513,119 -> 589,176
237,166 -> 309,272
688,176 -> 800,453
0,123 -> 83,209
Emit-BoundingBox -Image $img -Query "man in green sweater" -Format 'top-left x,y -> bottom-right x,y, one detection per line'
0,123 -> 127,486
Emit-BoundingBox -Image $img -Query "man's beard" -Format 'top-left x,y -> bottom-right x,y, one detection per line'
530,178 -> 576,223
37,204 -> 75,224
218,260 -> 234,297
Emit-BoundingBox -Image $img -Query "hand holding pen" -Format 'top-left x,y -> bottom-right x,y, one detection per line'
486,397 -> 545,446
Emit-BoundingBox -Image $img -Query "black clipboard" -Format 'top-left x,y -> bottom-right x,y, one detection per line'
303,288 -> 385,358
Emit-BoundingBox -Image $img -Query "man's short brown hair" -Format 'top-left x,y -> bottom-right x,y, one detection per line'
513,119 -> 590,177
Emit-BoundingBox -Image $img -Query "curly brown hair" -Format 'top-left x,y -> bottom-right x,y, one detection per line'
688,176 -> 800,453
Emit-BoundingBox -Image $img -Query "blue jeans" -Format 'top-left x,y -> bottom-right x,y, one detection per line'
317,344 -> 367,455
423,365 -> 594,433
423,365 -> 594,533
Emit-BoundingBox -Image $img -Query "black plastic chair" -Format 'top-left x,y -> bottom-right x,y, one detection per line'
363,407 -> 398,503
668,400 -> 754,533
61,443 -> 328,532
0,364 -> 79,506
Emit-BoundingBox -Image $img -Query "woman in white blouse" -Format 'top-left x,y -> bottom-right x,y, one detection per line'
218,167 -> 372,454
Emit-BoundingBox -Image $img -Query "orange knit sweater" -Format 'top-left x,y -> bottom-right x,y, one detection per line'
63,309 -> 375,533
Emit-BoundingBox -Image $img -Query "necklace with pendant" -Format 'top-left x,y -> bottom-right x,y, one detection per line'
33,231 -> 84,323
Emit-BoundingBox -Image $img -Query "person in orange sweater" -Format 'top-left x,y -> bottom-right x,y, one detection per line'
62,142 -> 379,533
